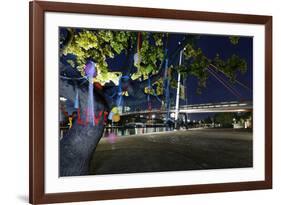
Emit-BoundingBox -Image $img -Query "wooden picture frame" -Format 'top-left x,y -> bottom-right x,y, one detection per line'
29,1 -> 272,204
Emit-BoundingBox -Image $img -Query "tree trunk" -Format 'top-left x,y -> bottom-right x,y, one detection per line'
59,78 -> 107,176
60,121 -> 105,176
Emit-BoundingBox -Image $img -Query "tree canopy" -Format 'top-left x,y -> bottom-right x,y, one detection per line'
60,28 -> 247,95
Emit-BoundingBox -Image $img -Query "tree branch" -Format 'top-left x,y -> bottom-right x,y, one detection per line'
60,28 -> 74,55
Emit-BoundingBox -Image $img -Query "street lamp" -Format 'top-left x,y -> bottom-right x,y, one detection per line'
60,97 -> 67,102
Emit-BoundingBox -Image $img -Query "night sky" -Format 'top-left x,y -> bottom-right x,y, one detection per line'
60,28 -> 253,120
188,35 -> 253,103
173,34 -> 252,120
104,32 -> 253,103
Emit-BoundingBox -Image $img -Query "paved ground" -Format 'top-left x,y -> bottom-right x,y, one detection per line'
90,128 -> 253,175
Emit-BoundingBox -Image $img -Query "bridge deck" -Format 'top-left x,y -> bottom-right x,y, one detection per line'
120,101 -> 252,116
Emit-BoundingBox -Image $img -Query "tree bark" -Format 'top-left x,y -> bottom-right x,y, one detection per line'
59,78 -> 108,176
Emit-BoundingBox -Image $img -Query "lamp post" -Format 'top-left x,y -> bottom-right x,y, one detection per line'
175,49 -> 183,129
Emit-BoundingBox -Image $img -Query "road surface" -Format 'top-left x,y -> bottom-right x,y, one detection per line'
90,128 -> 252,175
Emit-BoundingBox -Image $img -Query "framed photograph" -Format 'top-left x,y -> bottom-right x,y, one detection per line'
29,1 -> 272,204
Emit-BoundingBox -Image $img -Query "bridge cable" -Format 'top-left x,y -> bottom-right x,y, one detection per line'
208,66 -> 247,100
207,67 -> 242,99
206,67 -> 242,100
209,64 -> 252,93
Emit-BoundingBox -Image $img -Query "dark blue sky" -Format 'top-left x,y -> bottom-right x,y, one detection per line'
105,32 -> 253,105
187,35 -> 253,104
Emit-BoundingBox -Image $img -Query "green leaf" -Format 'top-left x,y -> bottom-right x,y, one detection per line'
229,36 -> 240,45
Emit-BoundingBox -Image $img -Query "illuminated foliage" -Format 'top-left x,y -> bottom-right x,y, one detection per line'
61,28 -> 247,95
229,36 -> 240,45
175,42 -> 247,94
61,29 -> 164,85
144,78 -> 164,96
